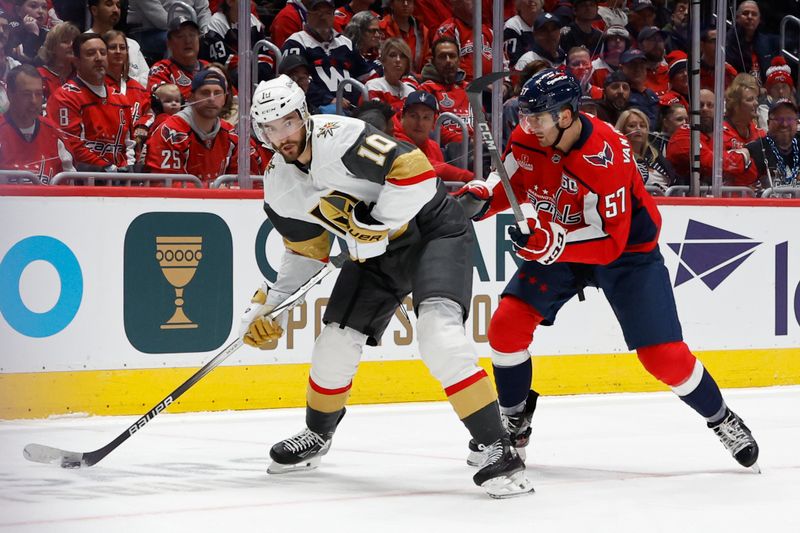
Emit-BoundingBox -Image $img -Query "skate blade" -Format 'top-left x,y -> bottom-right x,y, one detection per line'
267,456 -> 322,474
749,462 -> 762,474
482,471 -> 535,499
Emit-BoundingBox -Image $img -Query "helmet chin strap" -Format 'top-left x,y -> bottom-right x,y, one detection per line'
551,109 -> 576,151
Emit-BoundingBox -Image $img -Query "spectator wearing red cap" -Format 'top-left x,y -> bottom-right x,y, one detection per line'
144,68 -> 238,185
366,38 -> 417,113
658,50 -> 688,110
47,33 -> 135,172
0,64 -> 74,183
393,90 -> 473,183
380,0 -> 431,74
638,26 -> 669,96
147,17 -> 210,100
589,25 -> 629,88
757,56 -> 797,128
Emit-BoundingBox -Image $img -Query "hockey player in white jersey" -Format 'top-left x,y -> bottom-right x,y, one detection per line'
240,75 -> 533,498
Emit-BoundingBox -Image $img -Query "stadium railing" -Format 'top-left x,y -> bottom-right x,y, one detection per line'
50,172 -> 203,187
665,185 -> 756,198
432,112 -> 470,170
252,39 -> 282,93
780,15 -> 800,89
335,78 -> 370,115
0,170 -> 43,185
210,174 -> 264,189
762,186 -> 800,198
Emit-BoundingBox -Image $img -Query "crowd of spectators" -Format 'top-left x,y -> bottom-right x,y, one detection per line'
0,0 -> 798,194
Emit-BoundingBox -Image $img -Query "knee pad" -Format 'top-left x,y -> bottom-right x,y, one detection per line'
487,295 -> 542,367
417,297 -> 481,388
309,323 -> 366,390
637,341 -> 699,388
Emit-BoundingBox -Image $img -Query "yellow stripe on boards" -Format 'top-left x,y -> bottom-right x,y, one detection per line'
1,348 -> 798,419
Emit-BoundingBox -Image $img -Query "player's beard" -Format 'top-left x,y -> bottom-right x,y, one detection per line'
277,134 -> 307,163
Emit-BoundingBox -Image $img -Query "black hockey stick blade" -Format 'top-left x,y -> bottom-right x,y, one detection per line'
23,251 -> 347,469
465,71 -> 527,230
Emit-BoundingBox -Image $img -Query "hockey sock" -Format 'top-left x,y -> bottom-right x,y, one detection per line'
493,358 -> 532,411
677,368 -> 727,423
461,402 -> 507,446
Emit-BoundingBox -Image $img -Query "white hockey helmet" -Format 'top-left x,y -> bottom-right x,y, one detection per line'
251,74 -> 310,146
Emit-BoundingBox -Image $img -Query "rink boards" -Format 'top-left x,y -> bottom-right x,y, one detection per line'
1,186 -> 799,419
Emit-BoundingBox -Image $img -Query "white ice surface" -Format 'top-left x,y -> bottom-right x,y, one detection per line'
1,386 -> 798,533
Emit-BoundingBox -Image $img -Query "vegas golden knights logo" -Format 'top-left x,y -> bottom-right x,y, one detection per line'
309,191 -> 359,236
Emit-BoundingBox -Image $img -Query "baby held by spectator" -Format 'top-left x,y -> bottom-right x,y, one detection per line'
134,83 -> 182,166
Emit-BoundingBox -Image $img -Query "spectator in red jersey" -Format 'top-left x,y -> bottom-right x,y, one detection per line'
88,0 -> 149,86
393,90 -> 473,183
566,46 -> 602,100
133,82 -> 182,163
514,12 -> 564,71
334,0 -> 379,34
147,16 -> 209,100
144,69 -> 238,185
34,21 -> 77,104
435,0 -> 500,82
503,0 -> 541,67
658,50 -> 688,110
637,26 -> 668,96
269,0 -> 307,49
380,0 -> 431,74
419,37 -> 472,146
667,88 -> 715,183
103,30 -> 149,127
560,0 -> 602,58
594,69 -> 630,126
757,57 -> 797,129
0,64 -> 74,182
723,73 -> 764,151
47,33 -> 134,172
365,38 -> 416,113
413,0 -> 452,33
699,28 -> 737,91
589,25 -> 629,87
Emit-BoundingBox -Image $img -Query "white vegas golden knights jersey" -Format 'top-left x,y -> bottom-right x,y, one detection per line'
262,114 -> 439,262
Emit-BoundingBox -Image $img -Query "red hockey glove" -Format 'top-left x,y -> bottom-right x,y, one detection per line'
453,179 -> 491,220
508,217 -> 567,265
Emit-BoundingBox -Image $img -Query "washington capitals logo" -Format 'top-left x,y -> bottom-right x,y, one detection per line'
62,82 -> 81,93
668,220 -> 760,290
583,141 -> 613,168
161,125 -> 188,144
316,121 -> 340,138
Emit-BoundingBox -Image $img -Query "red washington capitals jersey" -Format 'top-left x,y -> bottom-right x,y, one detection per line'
0,115 -> 74,183
486,113 -> 662,265
144,112 -> 237,185
46,78 -> 134,168
147,58 -> 210,100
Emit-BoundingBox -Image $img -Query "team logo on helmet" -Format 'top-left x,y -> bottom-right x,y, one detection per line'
316,121 -> 340,138
583,141 -> 614,168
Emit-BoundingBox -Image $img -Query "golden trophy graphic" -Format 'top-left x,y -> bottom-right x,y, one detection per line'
156,236 -> 203,329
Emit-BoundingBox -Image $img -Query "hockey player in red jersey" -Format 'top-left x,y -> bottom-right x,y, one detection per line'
143,69 -> 237,185
46,33 -> 134,172
456,69 -> 760,472
239,74 -> 534,498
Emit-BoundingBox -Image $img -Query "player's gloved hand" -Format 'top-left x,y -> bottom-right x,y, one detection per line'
453,179 -> 491,220
344,201 -> 389,262
238,282 -> 288,349
508,216 -> 567,265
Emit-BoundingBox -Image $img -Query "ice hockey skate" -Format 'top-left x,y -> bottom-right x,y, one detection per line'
708,408 -> 761,473
467,390 -> 539,466
472,437 -> 535,499
268,427 -> 334,474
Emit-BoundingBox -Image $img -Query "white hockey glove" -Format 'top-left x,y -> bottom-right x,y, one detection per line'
508,216 -> 567,265
238,282 -> 289,349
344,201 -> 389,262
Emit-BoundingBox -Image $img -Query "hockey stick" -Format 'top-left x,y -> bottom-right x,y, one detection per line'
466,70 -> 528,234
23,251 -> 349,469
